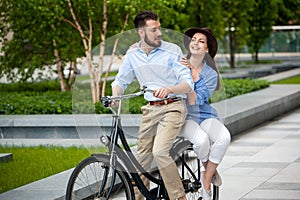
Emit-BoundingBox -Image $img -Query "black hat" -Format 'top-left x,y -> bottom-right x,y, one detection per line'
184,27 -> 218,58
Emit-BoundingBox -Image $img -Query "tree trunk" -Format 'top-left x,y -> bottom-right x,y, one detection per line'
51,24 -> 67,92
86,51 -> 97,103
67,0 -> 96,102
255,50 -> 259,63
53,39 -> 66,92
96,0 -> 107,101
70,61 -> 77,88
64,61 -> 77,91
229,29 -> 235,68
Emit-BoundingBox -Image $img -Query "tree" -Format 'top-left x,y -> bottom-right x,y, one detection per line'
246,0 -> 279,63
276,0 -> 300,25
64,0 -> 104,103
220,0 -> 254,68
0,0 -> 54,81
179,0 -> 224,35
0,0 -> 83,91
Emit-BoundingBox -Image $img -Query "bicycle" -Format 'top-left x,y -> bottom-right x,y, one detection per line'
66,86 -> 219,200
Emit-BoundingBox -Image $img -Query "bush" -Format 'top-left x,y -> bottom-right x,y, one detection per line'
0,91 -> 72,114
223,78 -> 270,98
0,80 -> 61,92
0,79 -> 270,115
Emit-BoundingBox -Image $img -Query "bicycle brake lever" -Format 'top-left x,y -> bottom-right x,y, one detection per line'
140,85 -> 147,91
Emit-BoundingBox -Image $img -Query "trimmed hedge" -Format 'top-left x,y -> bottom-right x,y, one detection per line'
0,91 -> 72,114
0,78 -> 270,115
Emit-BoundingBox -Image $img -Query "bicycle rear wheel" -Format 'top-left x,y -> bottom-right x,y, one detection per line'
66,154 -> 134,200
173,140 -> 219,200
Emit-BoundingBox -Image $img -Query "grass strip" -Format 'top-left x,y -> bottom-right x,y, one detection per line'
272,75 -> 300,84
0,145 -> 106,193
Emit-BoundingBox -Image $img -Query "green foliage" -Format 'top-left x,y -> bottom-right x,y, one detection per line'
276,0 -> 300,25
0,145 -> 104,193
210,78 -> 270,103
0,80 -> 61,92
0,80 -> 71,114
180,0 -> 224,37
246,0 -> 279,60
222,78 -> 270,98
0,79 -> 270,115
1,0 -> 298,85
0,91 -> 72,114
0,0 -> 84,82
0,0 -> 187,83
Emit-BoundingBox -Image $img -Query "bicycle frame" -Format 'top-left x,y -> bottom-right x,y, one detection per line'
98,86 -> 202,199
66,86 -> 219,200
99,102 -> 166,199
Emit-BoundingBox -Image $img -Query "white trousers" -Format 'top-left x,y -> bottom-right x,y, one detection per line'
179,118 -> 231,164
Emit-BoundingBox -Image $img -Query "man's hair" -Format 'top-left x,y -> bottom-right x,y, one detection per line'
134,10 -> 158,29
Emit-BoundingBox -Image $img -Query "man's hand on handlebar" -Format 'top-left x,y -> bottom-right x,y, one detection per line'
101,85 -> 174,108
110,100 -> 119,107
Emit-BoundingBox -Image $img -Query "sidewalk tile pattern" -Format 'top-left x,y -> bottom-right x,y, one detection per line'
219,108 -> 300,199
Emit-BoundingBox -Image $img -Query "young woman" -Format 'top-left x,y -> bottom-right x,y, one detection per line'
179,27 -> 231,200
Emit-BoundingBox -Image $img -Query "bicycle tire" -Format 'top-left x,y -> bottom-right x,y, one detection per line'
173,140 -> 219,200
66,154 -> 135,200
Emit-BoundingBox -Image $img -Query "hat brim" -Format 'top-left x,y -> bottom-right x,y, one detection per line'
184,27 -> 218,58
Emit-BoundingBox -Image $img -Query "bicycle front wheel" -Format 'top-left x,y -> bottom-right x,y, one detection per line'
173,140 -> 219,200
66,154 -> 135,200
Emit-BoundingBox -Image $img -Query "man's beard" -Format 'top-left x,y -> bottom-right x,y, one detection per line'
144,33 -> 161,48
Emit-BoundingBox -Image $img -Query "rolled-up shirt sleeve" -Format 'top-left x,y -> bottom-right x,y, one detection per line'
111,54 -> 136,92
171,48 -> 194,92
175,61 -> 194,91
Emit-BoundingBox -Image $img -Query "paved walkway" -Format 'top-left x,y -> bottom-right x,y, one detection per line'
219,107 -> 300,199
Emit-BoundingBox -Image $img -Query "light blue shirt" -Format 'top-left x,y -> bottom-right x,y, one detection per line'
111,40 -> 194,101
186,62 -> 219,123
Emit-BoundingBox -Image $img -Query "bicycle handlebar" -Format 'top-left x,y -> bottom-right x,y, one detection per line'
101,85 -> 154,108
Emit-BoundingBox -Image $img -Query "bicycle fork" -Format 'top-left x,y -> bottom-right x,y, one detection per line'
98,120 -> 120,199
95,153 -> 118,200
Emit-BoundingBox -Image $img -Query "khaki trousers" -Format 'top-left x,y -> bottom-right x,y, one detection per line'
134,100 -> 187,200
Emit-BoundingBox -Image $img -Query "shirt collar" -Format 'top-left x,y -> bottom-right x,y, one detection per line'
137,40 -> 164,54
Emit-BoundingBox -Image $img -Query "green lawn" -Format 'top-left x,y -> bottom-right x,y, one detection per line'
272,75 -> 300,84
0,145 -> 107,193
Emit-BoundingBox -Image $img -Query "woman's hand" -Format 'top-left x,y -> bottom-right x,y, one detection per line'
180,57 -> 192,68
187,91 -> 196,105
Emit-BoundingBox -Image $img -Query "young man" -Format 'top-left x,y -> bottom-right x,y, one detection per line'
111,11 -> 193,200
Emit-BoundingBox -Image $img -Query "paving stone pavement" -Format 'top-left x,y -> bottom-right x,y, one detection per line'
218,107 -> 300,200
